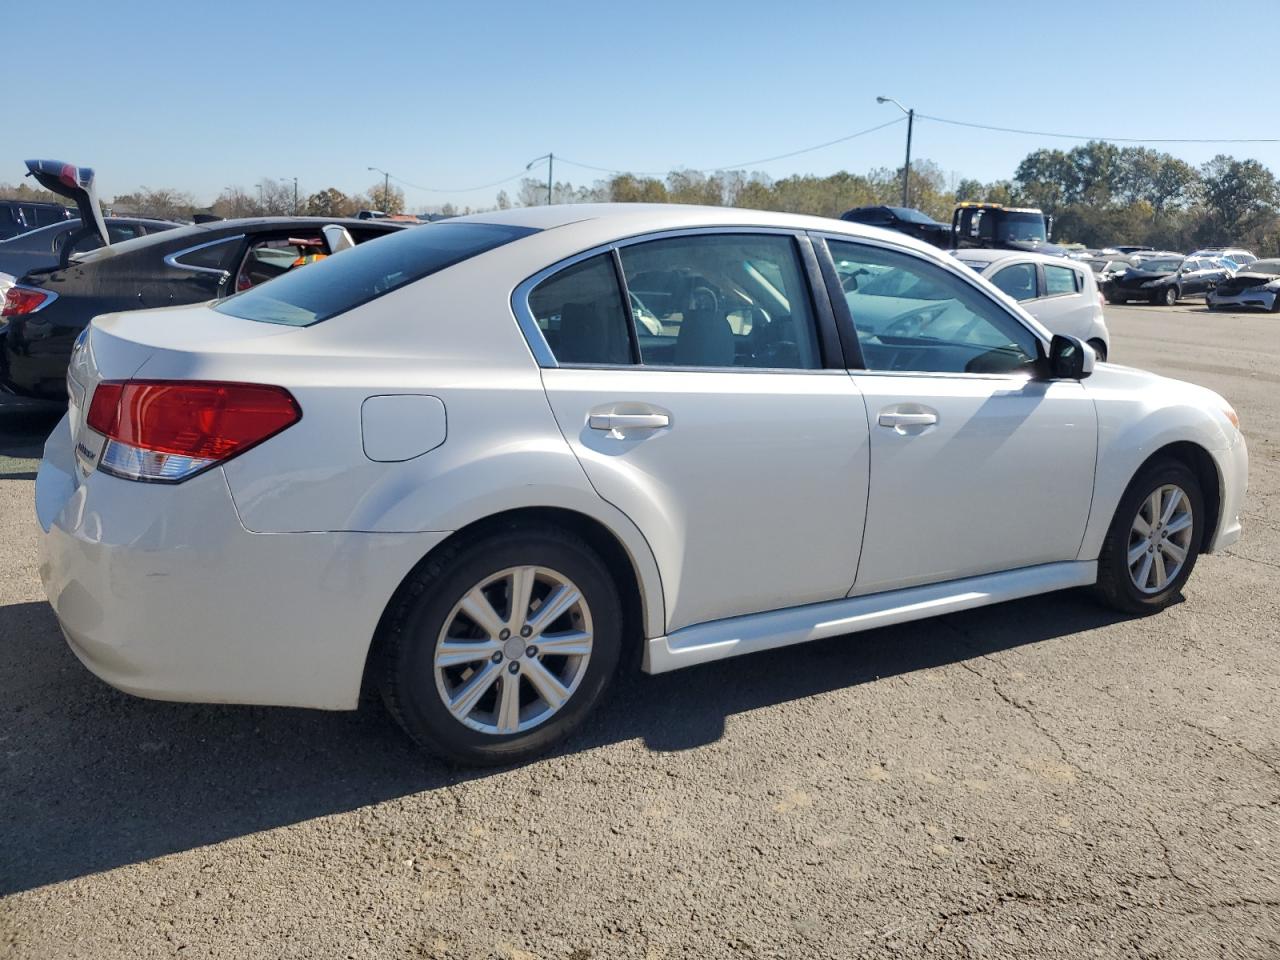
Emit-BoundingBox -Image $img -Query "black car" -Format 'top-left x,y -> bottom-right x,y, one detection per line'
0,199 -> 74,241
1,167 -> 406,402
840,205 -> 950,248
0,216 -> 179,278
1102,255 -> 1233,306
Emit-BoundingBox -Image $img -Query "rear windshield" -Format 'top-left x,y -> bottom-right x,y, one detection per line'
214,222 -> 537,326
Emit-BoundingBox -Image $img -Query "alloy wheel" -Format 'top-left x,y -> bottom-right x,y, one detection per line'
1127,484 -> 1194,594
433,565 -> 593,735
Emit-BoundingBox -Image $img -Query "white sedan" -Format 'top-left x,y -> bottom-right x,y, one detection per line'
953,248 -> 1112,361
36,205 -> 1247,764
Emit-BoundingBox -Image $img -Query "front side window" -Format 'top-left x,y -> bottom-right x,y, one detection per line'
831,238 -> 1039,376
1043,264 -> 1080,296
527,254 -> 634,366
990,263 -> 1038,301
616,233 -> 821,369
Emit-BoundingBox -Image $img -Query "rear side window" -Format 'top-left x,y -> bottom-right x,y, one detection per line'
215,222 -> 537,326
528,255 -> 634,365
1043,264 -> 1080,295
172,237 -> 240,272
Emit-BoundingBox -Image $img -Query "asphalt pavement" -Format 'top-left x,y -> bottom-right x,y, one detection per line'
1,302 -> 1277,959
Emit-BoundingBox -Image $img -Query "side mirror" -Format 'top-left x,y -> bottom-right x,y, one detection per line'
1047,334 -> 1095,380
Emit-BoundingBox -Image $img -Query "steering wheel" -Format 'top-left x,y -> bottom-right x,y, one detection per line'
689,285 -> 720,314
880,303 -> 947,341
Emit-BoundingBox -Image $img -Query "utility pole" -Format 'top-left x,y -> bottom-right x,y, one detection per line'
876,97 -> 914,208
526,154 -> 554,205
367,166 -> 392,212
289,177 -> 298,215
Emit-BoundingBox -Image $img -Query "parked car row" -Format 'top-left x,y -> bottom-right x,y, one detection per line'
0,161 -> 407,402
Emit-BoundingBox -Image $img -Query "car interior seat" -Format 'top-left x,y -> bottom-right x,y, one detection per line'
557,301 -> 631,365
675,307 -> 735,367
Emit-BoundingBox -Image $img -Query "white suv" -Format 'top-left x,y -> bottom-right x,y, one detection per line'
36,205 -> 1247,763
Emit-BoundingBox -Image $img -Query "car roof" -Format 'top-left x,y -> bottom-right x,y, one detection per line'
450,203 -> 947,257
66,216 -> 406,266
952,248 -> 1080,268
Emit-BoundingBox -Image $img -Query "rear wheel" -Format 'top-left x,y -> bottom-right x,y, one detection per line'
1087,338 -> 1108,362
1093,458 -> 1203,614
380,525 -> 622,764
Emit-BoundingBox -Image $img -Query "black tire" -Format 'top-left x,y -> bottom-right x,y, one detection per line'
1163,286 -> 1179,306
379,524 -> 623,765
1270,297 -> 1280,314
1087,338 -> 1108,362
1092,457 -> 1204,615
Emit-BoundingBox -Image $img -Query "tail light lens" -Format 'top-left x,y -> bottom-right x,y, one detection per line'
2,285 -> 57,317
86,380 -> 301,482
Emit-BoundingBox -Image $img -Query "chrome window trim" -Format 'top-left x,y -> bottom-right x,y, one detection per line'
164,234 -> 245,276
511,225 -> 818,371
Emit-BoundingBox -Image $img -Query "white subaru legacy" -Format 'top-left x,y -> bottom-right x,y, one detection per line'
36,204 -> 1247,764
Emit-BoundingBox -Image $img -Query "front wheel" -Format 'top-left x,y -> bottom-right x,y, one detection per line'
1163,286 -> 1179,306
1093,458 -> 1203,614
379,525 -> 623,764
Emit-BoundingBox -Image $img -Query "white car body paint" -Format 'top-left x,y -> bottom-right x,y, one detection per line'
35,204 -> 1246,712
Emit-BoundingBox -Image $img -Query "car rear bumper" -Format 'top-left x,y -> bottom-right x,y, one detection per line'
1207,289 -> 1277,310
36,414 -> 448,710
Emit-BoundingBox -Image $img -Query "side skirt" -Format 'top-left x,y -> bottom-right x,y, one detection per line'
642,561 -> 1098,674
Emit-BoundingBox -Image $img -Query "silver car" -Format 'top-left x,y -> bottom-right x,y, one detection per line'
1206,258 -> 1280,312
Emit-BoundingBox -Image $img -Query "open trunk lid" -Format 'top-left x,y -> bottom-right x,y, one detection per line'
24,160 -> 109,250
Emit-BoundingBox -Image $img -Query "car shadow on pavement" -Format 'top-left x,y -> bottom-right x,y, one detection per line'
0,590 -> 1129,895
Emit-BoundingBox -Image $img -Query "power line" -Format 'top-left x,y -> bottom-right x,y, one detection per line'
556,117 -> 907,178
376,112 -> 1276,197
384,169 -> 531,194
916,113 -> 1280,145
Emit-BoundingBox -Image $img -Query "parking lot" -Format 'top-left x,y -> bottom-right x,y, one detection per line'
1,302 -> 1276,959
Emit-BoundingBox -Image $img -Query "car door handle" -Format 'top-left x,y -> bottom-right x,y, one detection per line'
589,413 -> 670,437
878,411 -> 938,429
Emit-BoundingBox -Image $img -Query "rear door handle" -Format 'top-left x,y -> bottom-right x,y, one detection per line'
588,413 -> 671,438
878,411 -> 938,429
589,413 -> 670,434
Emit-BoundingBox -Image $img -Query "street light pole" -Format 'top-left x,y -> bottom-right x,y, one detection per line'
526,154 -> 554,205
876,96 -> 914,208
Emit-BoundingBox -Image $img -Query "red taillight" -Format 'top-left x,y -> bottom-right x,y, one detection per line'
87,380 -> 300,482
2,286 -> 54,317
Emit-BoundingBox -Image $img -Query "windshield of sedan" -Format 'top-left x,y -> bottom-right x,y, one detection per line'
993,212 -> 1047,244
215,222 -> 537,326
1244,258 -> 1280,275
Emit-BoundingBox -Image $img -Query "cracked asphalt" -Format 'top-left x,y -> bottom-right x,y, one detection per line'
1,303 -> 1277,959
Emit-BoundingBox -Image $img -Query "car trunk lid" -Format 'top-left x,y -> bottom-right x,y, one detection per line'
68,304 -> 299,479
24,160 -> 109,250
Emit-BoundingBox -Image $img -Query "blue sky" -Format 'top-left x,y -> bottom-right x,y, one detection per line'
5,0 -> 1275,211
